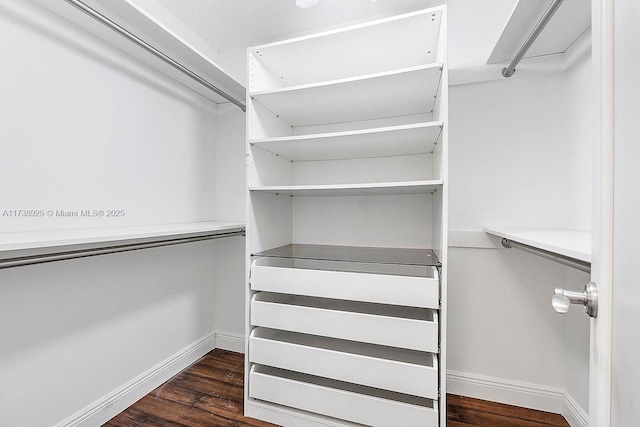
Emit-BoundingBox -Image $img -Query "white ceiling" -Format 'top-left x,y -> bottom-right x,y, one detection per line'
154,0 -> 443,50
152,0 -> 590,77
154,0 -> 520,70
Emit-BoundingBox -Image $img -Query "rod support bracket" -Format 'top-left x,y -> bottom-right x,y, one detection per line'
502,67 -> 515,78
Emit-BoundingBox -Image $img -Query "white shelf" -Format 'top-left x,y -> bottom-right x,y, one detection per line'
250,122 -> 443,161
0,221 -> 245,260
251,64 -> 442,127
484,228 -> 591,263
250,8 -> 442,89
250,180 -> 443,197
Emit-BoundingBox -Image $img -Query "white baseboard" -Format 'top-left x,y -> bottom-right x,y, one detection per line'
447,370 -> 565,414
448,370 -> 589,427
215,331 -> 245,353
563,391 -> 589,427
55,331 -> 219,427
56,337 -> 589,427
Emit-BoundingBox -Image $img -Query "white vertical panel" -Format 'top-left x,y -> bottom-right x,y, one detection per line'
589,0 -> 614,424
611,1 -> 640,425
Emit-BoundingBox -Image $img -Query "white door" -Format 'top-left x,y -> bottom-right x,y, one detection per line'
590,0 -> 640,425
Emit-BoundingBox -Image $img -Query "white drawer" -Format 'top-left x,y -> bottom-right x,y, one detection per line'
249,365 -> 438,427
249,328 -> 438,398
250,293 -> 438,352
251,257 -> 439,308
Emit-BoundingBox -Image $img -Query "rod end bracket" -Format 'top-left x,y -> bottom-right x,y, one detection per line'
502,67 -> 515,78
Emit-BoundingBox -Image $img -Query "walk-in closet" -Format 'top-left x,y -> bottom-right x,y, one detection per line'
0,0 -> 637,426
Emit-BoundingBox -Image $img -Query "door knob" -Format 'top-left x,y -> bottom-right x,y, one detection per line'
552,282 -> 598,318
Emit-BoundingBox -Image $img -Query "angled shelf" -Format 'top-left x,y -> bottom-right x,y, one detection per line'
0,221 -> 245,261
250,121 -> 443,161
249,180 -> 443,197
484,228 -> 591,263
250,64 -> 442,126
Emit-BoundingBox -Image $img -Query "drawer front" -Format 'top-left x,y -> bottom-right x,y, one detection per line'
249,329 -> 438,398
250,296 -> 438,352
251,260 -> 439,309
250,366 -> 438,427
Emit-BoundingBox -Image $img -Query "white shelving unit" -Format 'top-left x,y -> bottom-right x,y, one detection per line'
484,228 -> 591,263
246,6 -> 448,426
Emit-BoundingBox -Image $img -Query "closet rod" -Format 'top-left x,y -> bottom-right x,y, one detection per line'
63,0 -> 247,112
501,238 -> 590,273
0,230 -> 245,270
502,0 -> 565,78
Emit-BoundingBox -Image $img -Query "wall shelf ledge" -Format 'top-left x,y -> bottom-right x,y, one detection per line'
0,221 -> 245,268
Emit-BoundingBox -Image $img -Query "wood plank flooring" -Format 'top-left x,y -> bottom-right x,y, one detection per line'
104,349 -> 570,427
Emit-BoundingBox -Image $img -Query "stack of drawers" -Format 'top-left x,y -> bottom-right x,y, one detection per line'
247,248 -> 441,427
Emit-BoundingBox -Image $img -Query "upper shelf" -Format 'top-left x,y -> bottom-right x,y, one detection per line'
250,121 -> 443,161
250,180 -> 443,197
251,64 -> 442,127
249,7 -> 443,91
484,228 -> 591,263
0,221 -> 245,261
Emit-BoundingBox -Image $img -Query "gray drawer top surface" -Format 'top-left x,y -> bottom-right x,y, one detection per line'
253,244 -> 440,267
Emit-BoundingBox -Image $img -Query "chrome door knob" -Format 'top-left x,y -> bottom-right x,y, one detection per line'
552,282 -> 598,318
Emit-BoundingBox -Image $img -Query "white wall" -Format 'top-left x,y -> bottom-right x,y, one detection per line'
565,54 -> 593,233
0,1 -> 218,232
213,111 -> 247,340
216,111 -> 247,222
0,2 -> 246,426
448,74 -> 569,400
0,240 -> 226,427
448,66 -> 591,421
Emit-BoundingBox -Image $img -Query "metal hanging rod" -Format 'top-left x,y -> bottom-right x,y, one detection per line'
63,0 -> 246,112
0,230 -> 245,270
502,0 -> 565,78
501,238 -> 590,273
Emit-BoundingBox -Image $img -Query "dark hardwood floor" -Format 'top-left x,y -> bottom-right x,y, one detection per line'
104,349 -> 570,427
